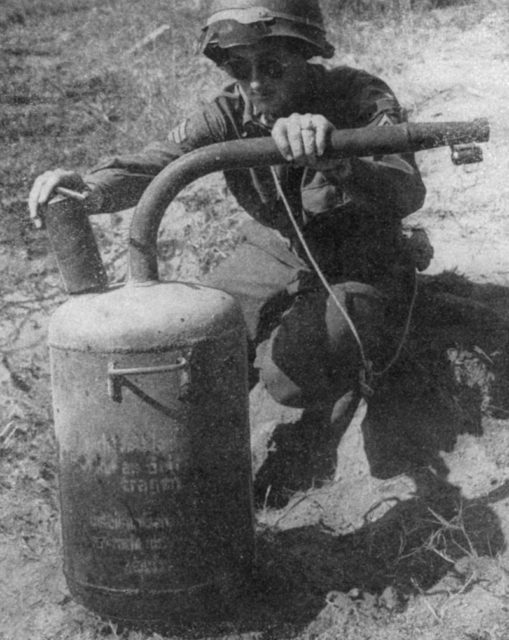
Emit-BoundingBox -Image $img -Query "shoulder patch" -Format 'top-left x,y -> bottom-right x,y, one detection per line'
376,112 -> 396,127
169,119 -> 189,145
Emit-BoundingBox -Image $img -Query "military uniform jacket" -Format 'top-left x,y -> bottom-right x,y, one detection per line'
85,64 -> 426,282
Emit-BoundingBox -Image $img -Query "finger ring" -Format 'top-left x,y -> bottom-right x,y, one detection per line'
301,116 -> 315,131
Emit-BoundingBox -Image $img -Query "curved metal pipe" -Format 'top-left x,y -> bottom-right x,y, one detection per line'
129,118 -> 489,283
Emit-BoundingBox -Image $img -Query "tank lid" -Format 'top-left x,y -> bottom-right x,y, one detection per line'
49,282 -> 244,353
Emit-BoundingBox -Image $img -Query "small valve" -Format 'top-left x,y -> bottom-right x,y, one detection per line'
451,143 -> 484,165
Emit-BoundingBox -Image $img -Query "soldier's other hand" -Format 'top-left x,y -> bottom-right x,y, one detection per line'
28,169 -> 87,228
402,227 -> 434,272
272,113 -> 339,169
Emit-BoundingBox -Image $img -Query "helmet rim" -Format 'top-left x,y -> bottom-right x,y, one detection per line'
200,1 -> 334,62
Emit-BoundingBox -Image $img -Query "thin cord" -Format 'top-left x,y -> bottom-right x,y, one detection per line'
269,165 -> 417,387
375,270 -> 418,378
269,167 -> 371,370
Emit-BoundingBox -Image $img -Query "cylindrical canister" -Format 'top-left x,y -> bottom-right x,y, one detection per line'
49,282 -> 254,622
45,195 -> 108,294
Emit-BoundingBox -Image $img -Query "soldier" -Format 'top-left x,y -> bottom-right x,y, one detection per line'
29,0 -> 427,435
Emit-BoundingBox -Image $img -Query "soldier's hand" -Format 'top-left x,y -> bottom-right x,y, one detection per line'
272,113 -> 340,169
28,169 -> 87,228
402,227 -> 434,272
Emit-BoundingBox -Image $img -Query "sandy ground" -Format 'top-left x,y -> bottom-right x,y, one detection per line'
407,11 -> 509,282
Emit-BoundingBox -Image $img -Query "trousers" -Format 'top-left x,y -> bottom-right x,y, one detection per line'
204,219 -> 412,409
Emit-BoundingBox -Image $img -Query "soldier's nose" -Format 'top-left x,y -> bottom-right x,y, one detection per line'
249,67 -> 263,86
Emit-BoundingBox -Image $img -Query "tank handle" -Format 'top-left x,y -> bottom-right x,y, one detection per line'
128,118 -> 489,284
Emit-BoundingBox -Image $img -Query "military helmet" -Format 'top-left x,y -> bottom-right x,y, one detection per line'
200,0 -> 335,63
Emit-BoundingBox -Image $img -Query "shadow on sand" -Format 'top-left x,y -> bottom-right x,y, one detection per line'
225,272 -> 509,635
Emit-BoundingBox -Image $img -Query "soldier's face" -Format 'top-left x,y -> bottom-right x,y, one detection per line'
223,41 -> 308,119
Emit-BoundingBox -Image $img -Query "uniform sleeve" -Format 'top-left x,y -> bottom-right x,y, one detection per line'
325,70 -> 426,218
84,101 -> 229,213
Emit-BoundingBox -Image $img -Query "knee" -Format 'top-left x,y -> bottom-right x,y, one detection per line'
259,353 -> 357,408
256,335 -> 356,408
256,282 -> 387,408
259,355 -> 304,407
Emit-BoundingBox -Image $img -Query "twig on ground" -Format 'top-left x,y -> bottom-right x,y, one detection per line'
273,492 -> 323,528
411,577 -> 442,623
128,25 -> 171,56
0,421 -> 19,448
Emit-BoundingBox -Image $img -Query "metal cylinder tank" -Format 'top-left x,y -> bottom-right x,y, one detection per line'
49,281 -> 254,623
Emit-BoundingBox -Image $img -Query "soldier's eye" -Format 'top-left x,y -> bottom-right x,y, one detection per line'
222,58 -> 252,80
222,57 -> 289,81
258,58 -> 288,78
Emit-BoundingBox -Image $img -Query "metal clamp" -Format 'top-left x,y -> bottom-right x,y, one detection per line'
450,143 -> 483,165
107,357 -> 189,402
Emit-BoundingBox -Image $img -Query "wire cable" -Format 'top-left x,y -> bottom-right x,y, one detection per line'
269,165 -> 417,392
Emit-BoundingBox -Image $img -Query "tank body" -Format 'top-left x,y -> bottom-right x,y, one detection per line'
49,282 -> 254,622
